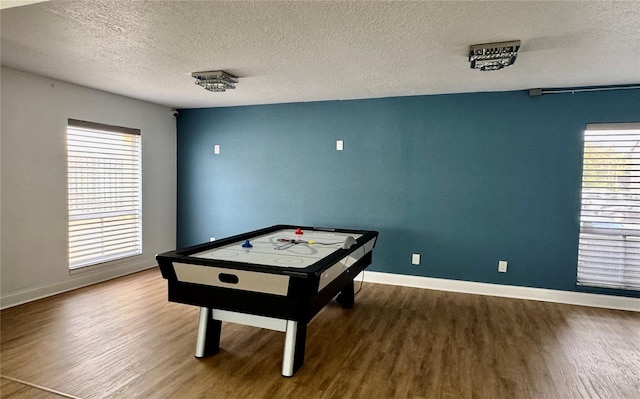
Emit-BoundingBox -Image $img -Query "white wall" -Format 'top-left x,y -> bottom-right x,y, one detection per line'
0,67 -> 176,308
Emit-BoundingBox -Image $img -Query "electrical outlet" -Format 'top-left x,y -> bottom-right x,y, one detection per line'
210,237 -> 216,242
336,140 -> 344,151
498,260 -> 508,273
412,253 -> 420,265
214,145 -> 220,154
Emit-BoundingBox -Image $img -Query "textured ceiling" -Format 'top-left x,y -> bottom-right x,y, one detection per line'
1,1 -> 639,109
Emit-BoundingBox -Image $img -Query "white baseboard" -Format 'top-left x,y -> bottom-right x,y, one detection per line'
4,266 -> 637,312
357,271 -> 640,312
0,261 -> 157,310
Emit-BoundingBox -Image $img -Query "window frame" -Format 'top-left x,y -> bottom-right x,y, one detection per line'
66,119 -> 142,270
577,122 -> 640,292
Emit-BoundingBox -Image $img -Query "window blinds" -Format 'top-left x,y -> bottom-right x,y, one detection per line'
577,123 -> 640,291
67,119 -> 142,269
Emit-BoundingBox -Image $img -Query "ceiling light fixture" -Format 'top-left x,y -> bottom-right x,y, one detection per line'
469,40 -> 521,71
191,70 -> 238,92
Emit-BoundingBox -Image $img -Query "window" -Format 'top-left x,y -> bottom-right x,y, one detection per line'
577,123 -> 640,291
66,119 -> 142,270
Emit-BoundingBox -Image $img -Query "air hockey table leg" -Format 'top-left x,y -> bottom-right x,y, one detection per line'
195,307 -> 221,358
336,279 -> 355,309
281,320 -> 308,377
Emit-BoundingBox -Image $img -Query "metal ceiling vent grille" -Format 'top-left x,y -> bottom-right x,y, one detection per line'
468,40 -> 521,71
578,123 -> 640,291
192,70 -> 238,92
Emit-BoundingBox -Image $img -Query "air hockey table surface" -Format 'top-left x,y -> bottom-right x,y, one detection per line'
192,228 -> 363,268
156,224 -> 379,377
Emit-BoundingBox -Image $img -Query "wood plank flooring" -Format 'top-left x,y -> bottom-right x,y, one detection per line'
1,377 -> 72,399
1,268 -> 639,399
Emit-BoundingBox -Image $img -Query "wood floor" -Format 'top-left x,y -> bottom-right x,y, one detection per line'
1,268 -> 639,399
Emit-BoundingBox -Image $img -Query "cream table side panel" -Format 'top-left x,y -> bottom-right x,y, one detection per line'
173,262 -> 290,296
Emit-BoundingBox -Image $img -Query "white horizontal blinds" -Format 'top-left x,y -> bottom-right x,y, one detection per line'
578,123 -> 640,291
67,119 -> 142,269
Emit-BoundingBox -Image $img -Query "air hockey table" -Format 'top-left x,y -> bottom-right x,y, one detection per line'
156,225 -> 378,377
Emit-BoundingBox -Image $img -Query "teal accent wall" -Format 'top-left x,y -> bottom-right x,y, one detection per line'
177,89 -> 640,297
